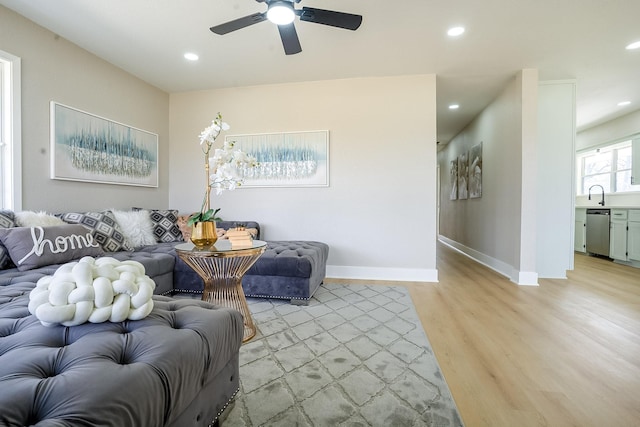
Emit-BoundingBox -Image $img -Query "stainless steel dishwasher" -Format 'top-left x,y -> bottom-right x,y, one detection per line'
586,209 -> 611,257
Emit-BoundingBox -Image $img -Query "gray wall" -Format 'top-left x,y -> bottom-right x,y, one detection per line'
0,6 -> 170,213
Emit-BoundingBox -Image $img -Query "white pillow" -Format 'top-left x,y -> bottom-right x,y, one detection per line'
29,256 -> 155,326
112,210 -> 157,248
15,211 -> 65,227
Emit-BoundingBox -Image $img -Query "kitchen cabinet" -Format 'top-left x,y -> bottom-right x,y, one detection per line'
575,208 -> 586,252
609,210 -> 628,261
628,210 -> 640,261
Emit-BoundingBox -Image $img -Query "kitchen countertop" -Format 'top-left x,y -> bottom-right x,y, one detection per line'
576,206 -> 640,209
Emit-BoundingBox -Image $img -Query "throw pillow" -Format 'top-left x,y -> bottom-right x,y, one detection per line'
177,214 -> 191,241
0,210 -> 16,228
0,224 -> 104,271
134,208 -> 183,243
59,211 -> 133,252
112,209 -> 157,248
0,210 -> 16,269
29,257 -> 155,326
15,210 -> 66,227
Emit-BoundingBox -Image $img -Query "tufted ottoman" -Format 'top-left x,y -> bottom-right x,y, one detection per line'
0,283 -> 243,427
173,240 -> 329,305
241,241 -> 329,305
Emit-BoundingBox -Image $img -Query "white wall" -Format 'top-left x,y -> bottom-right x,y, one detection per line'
576,109 -> 640,207
536,81 -> 576,277
0,6 -> 170,212
169,75 -> 438,281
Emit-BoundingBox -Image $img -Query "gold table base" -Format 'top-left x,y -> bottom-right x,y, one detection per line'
176,243 -> 266,342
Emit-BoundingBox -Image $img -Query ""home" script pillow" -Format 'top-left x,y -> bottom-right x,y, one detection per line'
0,224 -> 104,271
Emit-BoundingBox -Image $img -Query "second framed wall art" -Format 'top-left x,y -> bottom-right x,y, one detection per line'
227,130 -> 329,188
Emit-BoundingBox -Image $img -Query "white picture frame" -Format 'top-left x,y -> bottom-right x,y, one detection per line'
50,102 -> 159,187
227,130 -> 329,188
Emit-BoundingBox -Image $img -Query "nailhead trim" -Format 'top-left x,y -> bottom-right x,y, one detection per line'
208,387 -> 240,427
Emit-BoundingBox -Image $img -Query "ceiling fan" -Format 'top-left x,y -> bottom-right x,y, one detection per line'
210,0 -> 363,55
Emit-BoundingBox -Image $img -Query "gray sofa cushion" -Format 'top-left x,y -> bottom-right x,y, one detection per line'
107,243 -> 178,296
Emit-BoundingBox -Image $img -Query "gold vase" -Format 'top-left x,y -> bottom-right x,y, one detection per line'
190,221 -> 217,249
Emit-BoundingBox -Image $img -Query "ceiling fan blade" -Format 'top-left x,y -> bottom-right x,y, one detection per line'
299,7 -> 362,30
278,23 -> 302,55
210,12 -> 267,35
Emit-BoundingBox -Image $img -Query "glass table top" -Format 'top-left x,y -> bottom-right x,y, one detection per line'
175,239 -> 267,254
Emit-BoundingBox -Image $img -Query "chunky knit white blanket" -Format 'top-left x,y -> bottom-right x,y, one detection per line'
29,256 -> 156,327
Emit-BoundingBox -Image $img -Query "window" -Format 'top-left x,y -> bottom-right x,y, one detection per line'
577,138 -> 640,195
0,49 -> 21,210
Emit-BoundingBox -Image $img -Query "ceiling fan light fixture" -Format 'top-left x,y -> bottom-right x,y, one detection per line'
626,41 -> 640,50
267,2 -> 295,26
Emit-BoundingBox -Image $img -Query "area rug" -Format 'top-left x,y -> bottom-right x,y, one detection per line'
221,283 -> 464,427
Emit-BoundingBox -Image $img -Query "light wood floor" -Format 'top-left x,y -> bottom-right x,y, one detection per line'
417,242 -> 640,427
328,242 -> 640,427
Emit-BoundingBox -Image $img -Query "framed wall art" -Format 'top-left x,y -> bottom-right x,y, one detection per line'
457,151 -> 469,200
449,159 -> 458,200
469,142 -> 483,198
50,102 -> 159,187
227,130 -> 329,188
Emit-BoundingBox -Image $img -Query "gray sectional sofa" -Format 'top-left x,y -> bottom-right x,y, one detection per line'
0,210 -> 329,426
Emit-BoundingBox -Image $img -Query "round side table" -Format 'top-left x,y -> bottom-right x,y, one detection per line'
175,240 -> 267,342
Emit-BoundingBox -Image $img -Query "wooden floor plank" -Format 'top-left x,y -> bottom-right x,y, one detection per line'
328,242 -> 640,426
414,243 -> 640,427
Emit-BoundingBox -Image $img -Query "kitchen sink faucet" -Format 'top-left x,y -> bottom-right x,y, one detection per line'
588,184 -> 605,206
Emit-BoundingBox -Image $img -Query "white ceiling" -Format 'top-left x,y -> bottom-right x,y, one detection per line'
2,0 -> 640,144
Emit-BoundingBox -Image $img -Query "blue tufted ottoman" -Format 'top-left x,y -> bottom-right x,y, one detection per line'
173,240 -> 329,305
241,241 -> 329,305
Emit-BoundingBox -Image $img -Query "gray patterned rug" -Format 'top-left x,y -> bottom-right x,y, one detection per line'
221,283 -> 463,427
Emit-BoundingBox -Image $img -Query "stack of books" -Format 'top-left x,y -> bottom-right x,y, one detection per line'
226,227 -> 253,248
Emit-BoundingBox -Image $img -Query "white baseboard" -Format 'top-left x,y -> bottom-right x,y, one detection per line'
438,236 -> 539,286
326,265 -> 438,282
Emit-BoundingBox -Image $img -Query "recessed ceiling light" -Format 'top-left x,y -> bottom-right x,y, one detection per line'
184,52 -> 199,61
618,101 -> 631,106
447,27 -> 465,37
625,41 -> 640,50
449,104 -> 460,110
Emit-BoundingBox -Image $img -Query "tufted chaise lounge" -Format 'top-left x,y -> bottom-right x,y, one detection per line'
241,241 -> 329,304
168,221 -> 329,304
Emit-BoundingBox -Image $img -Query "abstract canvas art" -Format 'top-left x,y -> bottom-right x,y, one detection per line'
469,142 -> 483,198
50,102 -> 158,187
228,130 -> 329,188
449,159 -> 458,200
457,151 -> 468,200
